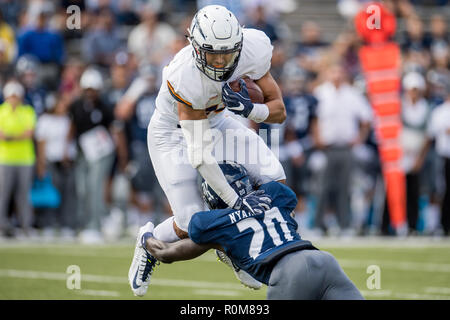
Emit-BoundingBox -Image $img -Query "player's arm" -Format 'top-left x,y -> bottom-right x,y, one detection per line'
178,102 -> 241,209
114,97 -> 136,121
114,77 -> 149,121
145,236 -> 219,263
254,71 -> 286,124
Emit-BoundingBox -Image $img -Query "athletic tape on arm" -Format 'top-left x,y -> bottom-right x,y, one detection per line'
179,119 -> 208,168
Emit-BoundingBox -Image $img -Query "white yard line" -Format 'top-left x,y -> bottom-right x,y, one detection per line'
75,289 -> 121,297
360,290 -> 392,297
311,237 -> 450,248
1,246 -> 449,273
360,290 -> 450,300
155,278 -> 246,290
361,288 -> 450,300
192,289 -> 241,297
338,259 -> 450,273
393,292 -> 450,300
0,268 -> 247,291
1,268 -> 449,299
0,246 -> 221,261
424,287 -> 450,295
0,250 -> 131,259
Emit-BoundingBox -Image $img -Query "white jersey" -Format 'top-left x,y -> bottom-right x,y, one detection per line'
154,28 -> 273,126
427,101 -> 450,158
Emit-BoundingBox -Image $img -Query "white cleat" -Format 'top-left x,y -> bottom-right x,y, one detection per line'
128,221 -> 158,297
216,250 -> 262,290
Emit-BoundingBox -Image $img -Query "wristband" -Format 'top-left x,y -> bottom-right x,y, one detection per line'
247,103 -> 269,123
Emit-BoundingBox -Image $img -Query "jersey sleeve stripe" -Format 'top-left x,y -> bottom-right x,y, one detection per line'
167,80 -> 193,107
215,106 -> 225,113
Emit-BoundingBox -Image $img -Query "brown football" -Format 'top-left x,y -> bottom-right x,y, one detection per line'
229,78 -> 264,104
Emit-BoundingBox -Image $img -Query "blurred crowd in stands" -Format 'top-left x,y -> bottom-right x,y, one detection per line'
0,0 -> 449,243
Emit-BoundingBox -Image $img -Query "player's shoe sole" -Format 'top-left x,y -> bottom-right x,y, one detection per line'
128,221 -> 158,297
215,250 -> 262,290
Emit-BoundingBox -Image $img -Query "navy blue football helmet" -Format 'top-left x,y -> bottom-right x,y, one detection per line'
201,161 -> 253,210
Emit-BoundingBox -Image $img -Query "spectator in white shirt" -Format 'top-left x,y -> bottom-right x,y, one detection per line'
312,63 -> 372,235
400,72 -> 431,234
421,82 -> 450,236
127,3 -> 177,67
35,93 -> 78,240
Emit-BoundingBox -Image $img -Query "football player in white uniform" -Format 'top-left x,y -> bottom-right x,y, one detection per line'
128,5 -> 287,296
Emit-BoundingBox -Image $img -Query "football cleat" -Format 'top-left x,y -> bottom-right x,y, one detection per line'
215,250 -> 262,290
128,221 -> 159,297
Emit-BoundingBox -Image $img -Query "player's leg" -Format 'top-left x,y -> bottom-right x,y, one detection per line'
211,115 -> 285,290
317,251 -> 364,300
214,115 -> 286,185
267,249 -> 363,300
153,180 -> 204,239
128,117 -> 205,296
128,220 -> 159,296
147,126 -> 263,290
267,250 -> 320,300
147,118 -> 203,240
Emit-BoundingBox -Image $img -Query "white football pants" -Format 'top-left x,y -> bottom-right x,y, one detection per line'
147,109 -> 285,232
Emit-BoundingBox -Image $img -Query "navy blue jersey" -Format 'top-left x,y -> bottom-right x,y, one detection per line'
126,94 -> 157,144
188,181 -> 316,284
24,88 -> 47,116
284,94 -> 317,145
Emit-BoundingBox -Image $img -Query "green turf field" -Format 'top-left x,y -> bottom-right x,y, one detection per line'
0,238 -> 449,300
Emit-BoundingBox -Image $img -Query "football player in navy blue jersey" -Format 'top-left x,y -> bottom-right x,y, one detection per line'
144,161 -> 364,300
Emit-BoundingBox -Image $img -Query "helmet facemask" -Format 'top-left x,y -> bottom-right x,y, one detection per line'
190,38 -> 242,82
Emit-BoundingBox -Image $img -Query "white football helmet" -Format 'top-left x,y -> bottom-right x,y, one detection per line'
188,5 -> 243,82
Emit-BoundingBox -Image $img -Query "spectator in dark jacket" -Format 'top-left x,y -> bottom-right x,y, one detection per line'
17,8 -> 65,90
68,68 -> 115,243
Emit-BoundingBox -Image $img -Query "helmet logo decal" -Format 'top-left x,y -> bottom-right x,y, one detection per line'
211,20 -> 232,40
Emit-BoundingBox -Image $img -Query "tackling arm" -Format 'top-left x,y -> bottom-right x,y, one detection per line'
145,237 -> 217,263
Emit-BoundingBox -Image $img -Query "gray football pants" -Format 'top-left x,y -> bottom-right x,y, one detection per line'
0,165 -> 34,233
267,249 -> 364,300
